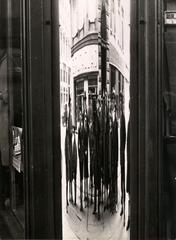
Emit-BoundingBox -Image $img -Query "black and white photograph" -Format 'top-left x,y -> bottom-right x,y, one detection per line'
0,0 -> 175,239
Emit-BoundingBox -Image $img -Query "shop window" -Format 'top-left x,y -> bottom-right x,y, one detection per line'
88,77 -> 97,99
61,93 -> 63,104
0,0 -> 25,231
75,79 -> 84,120
60,68 -> 62,82
68,68 -> 71,85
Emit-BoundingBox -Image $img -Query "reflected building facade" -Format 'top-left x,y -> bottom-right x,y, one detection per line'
59,0 -> 72,112
70,0 -> 130,120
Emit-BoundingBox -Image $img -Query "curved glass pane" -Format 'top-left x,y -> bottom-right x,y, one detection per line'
60,0 -> 130,239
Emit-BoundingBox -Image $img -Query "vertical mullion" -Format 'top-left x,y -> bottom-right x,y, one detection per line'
51,0 -> 62,238
145,0 -> 160,239
130,0 -> 139,239
138,0 -> 147,238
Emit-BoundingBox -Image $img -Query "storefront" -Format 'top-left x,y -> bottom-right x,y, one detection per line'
74,72 -> 98,121
0,0 -> 174,239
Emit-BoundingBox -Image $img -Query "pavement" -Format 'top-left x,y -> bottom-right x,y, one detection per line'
0,210 -> 12,239
0,207 -> 23,239
61,125 -> 130,240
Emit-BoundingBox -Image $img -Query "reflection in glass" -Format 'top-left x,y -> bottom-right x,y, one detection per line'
8,0 -> 24,227
60,0 -> 130,239
0,0 -> 24,229
0,1 -> 10,213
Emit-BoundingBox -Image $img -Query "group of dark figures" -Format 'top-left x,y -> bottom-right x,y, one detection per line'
64,93 -> 130,230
